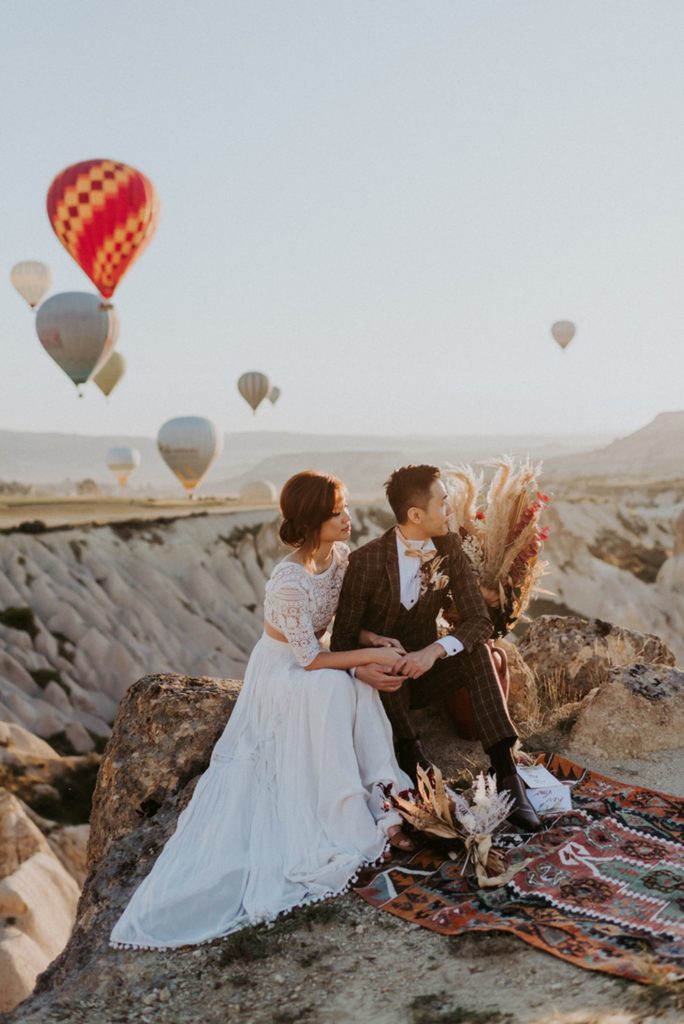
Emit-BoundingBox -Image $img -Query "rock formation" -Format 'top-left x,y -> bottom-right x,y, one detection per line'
0,790 -> 80,1013
568,663 -> 684,758
87,674 -> 241,868
518,615 -> 675,699
537,490 -> 684,660
0,507 -> 395,751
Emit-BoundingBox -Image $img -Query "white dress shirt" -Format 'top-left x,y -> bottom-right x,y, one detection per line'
395,532 -> 463,657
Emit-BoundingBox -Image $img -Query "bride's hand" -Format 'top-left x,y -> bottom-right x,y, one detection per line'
366,647 -> 405,669
359,629 -> 406,655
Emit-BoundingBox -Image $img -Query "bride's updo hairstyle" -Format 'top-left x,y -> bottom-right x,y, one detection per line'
279,471 -> 345,551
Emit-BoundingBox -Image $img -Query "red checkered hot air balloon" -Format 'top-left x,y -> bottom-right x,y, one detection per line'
46,159 -> 158,298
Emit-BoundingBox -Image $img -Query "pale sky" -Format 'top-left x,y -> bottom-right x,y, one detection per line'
1,1 -> 683,441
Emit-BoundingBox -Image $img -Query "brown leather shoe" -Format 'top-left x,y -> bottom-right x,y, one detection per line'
395,738 -> 432,785
501,774 -> 543,832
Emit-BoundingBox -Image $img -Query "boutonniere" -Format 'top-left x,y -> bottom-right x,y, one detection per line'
420,554 -> 449,598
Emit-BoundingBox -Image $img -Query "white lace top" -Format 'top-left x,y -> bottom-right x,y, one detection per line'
263,542 -> 350,667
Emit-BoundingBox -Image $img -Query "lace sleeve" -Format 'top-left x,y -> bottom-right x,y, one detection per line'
265,575 -> 322,667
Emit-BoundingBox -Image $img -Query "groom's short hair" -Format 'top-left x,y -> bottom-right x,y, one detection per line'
385,464 -> 440,524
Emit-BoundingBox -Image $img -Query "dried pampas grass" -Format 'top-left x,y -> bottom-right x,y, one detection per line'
444,456 -> 552,633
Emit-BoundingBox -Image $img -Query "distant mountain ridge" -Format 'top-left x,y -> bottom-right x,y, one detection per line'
545,411 -> 684,480
0,427 -> 609,491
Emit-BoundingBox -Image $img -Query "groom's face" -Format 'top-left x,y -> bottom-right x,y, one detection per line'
412,479 -> 450,538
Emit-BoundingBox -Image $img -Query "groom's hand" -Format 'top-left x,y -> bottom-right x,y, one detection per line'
355,663 -> 406,692
393,642 -> 445,679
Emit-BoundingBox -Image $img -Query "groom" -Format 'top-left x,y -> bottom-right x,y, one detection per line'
331,464 -> 541,832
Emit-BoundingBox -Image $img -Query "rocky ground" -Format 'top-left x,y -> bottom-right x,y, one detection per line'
0,485 -> 683,1021
2,618 -> 683,1024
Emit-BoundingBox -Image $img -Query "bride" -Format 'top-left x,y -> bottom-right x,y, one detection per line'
111,470 -> 413,950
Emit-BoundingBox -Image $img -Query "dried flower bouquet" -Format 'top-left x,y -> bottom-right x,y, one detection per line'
444,456 -> 552,634
385,767 -> 530,888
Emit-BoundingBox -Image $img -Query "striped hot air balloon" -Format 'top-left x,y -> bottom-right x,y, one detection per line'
157,417 -> 222,493
46,159 -> 159,298
237,371 -> 270,414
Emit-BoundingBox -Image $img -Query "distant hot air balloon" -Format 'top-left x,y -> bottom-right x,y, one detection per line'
46,159 -> 159,298
157,417 -> 222,493
10,261 -> 52,309
106,446 -> 141,488
238,371 -> 270,414
35,292 -> 119,392
239,480 -> 277,504
94,351 -> 126,397
551,320 -> 576,350
267,385 -> 281,406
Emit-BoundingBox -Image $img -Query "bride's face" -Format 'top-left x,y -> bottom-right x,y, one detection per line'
319,495 -> 352,543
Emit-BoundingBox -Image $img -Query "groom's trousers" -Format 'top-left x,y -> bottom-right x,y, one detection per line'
380,641 -> 517,750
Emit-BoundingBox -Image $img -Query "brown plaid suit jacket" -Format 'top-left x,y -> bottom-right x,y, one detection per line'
331,527 -> 493,654
331,528 -> 516,749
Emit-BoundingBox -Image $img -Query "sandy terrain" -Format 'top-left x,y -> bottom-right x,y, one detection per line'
0,496 -> 264,532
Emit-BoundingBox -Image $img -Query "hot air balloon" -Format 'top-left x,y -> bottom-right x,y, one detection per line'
35,292 -> 119,392
46,159 -> 159,298
551,321 -> 575,350
94,351 -> 126,397
10,261 -> 52,309
239,480 -> 277,504
267,385 -> 281,406
106,446 -> 141,488
157,417 -> 222,494
238,371 -> 270,414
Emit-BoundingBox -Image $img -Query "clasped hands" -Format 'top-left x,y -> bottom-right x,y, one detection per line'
355,629 -> 446,692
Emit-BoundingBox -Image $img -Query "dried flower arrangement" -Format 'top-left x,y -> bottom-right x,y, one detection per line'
385,767 -> 530,888
444,456 -> 552,634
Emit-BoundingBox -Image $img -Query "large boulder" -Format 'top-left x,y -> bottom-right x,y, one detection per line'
568,663 -> 684,758
0,674 -> 242,1012
0,790 -> 79,1013
517,615 -> 675,699
87,674 -> 241,869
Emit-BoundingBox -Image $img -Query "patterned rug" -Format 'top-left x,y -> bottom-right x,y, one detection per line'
356,755 -> 684,984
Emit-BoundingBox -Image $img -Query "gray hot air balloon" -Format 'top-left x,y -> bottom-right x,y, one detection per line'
551,320 -> 576,350
238,371 -> 270,413
35,292 -> 119,392
10,260 -> 52,309
157,416 -> 222,493
267,385 -> 281,406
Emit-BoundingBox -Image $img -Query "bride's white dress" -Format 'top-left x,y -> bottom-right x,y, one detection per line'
110,542 -> 411,949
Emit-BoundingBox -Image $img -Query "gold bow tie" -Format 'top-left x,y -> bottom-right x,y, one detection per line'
396,530 -> 437,564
